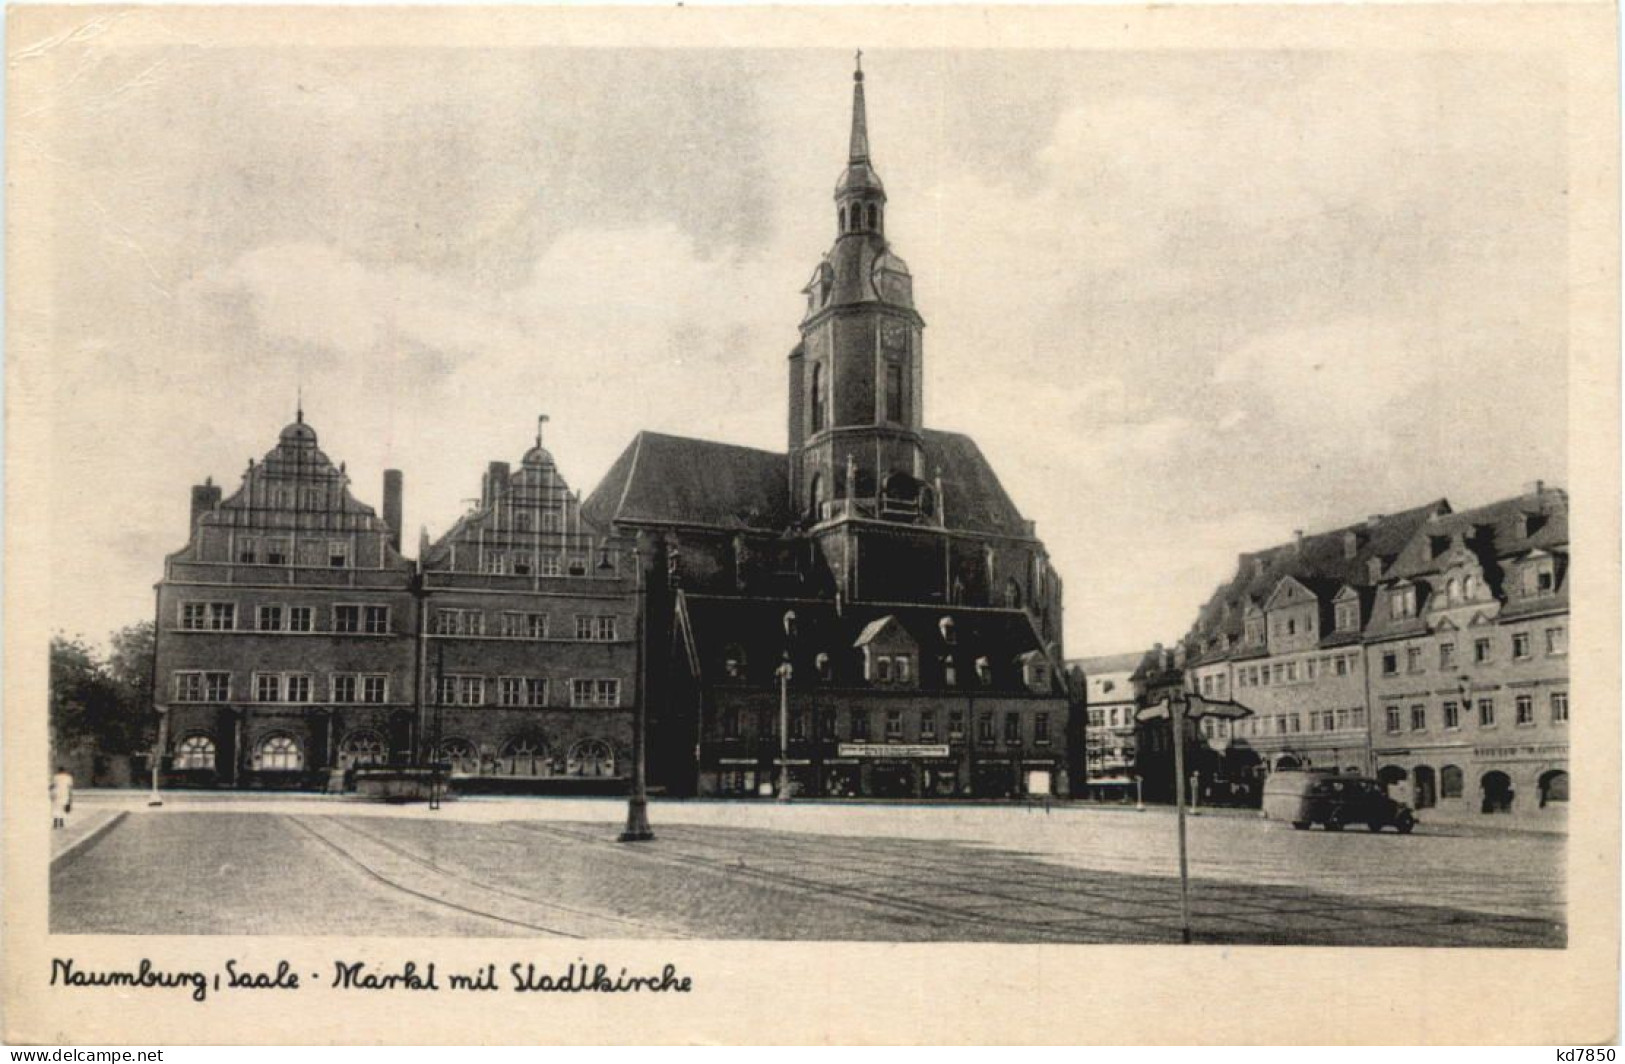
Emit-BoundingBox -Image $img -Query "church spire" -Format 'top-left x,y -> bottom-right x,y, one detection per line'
849,50 -> 869,163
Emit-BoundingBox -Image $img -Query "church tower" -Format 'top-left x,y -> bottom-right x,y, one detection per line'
789,55 -> 930,526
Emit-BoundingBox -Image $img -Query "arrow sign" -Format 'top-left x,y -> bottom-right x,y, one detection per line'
1136,694 -> 1255,723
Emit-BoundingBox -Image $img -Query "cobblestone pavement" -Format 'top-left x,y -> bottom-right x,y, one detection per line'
50,796 -> 1564,945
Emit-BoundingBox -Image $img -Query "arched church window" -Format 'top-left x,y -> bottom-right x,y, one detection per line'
838,207 -> 847,232
867,204 -> 878,229
1005,578 -> 1024,610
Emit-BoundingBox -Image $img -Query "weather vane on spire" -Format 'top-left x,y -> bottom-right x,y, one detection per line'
537,413 -> 550,448
855,48 -> 862,72
296,383 -> 304,424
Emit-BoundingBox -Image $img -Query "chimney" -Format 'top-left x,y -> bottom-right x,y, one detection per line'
1293,529 -> 1305,552
1525,479 -> 1546,497
190,477 -> 221,529
1366,513 -> 1384,529
482,461 -> 511,508
1343,531 -> 1360,560
382,469 -> 403,553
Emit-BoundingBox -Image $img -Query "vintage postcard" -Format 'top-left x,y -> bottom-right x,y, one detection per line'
4,3 -> 1618,1045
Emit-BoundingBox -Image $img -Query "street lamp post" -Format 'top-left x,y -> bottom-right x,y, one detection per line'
777,656 -> 793,802
1171,692 -> 1193,945
619,536 -> 654,842
148,708 -> 166,807
777,610 -> 796,803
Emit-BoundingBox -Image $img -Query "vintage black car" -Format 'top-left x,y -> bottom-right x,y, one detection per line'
1262,772 -> 1417,833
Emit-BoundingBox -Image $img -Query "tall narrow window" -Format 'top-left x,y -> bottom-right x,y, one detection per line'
886,362 -> 904,422
810,363 -> 826,432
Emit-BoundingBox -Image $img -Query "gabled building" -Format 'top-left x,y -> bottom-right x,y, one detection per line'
1180,501 -> 1448,789
1366,482 -> 1568,821
582,59 -> 1071,798
417,423 -> 637,791
153,412 -> 417,788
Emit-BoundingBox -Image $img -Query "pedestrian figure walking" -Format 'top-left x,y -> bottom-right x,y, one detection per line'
51,765 -> 74,830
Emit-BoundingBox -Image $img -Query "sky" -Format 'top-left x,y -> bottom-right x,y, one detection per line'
21,30 -> 1569,657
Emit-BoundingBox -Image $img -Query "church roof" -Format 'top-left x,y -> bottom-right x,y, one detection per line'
923,429 -> 1030,537
581,427 -> 1034,539
582,431 -> 792,531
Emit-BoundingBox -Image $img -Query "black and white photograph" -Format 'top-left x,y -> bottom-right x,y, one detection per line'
4,3 -> 1617,1045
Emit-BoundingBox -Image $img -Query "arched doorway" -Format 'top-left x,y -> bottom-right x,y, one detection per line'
1275,754 -> 1302,771
1538,769 -> 1568,807
436,737 -> 480,777
338,730 -> 387,769
501,737 -> 551,777
567,739 -> 616,777
1412,765 -> 1437,809
1377,765 -> 1409,802
1481,770 -> 1514,813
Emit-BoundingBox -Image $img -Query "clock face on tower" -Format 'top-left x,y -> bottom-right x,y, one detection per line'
880,319 -> 909,355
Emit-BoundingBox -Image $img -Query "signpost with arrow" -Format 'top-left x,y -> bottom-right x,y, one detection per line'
1135,691 -> 1254,944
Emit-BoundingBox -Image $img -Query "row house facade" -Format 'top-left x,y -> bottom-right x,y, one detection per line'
153,415 -> 638,791
1363,486 -> 1568,821
1175,483 -> 1568,824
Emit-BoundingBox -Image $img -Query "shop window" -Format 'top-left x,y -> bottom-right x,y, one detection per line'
1440,765 -> 1464,799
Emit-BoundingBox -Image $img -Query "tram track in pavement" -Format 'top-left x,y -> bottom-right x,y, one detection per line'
509,820 -> 1146,942
286,815 -> 685,939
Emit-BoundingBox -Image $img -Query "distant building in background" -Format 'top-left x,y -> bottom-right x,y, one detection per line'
153,413 -> 418,788
1070,652 -> 1142,799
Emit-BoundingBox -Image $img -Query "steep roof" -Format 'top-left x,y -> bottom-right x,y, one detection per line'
1183,498 -> 1450,663
922,429 -> 1031,538
677,593 -> 1063,695
1069,651 -> 1145,676
582,427 -> 1034,540
582,431 -> 791,532
1387,487 -> 1568,581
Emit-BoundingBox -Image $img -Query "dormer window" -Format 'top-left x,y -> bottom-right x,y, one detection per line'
943,657 -> 958,687
815,653 -> 832,681
723,644 -> 747,680
1389,585 -> 1417,620
1526,557 -> 1556,595
975,656 -> 992,684
939,617 -> 957,645
1335,600 -> 1359,631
